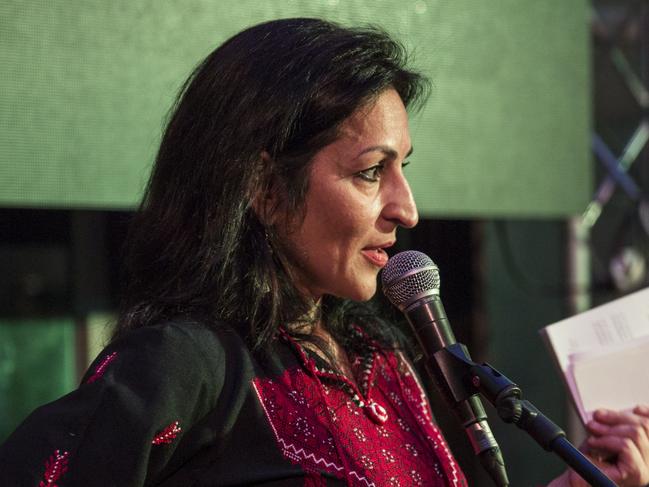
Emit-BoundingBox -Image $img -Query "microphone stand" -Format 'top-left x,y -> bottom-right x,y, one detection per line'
433,343 -> 617,487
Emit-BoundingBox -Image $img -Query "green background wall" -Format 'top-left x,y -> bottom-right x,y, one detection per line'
1,0 -> 590,216
0,319 -> 76,440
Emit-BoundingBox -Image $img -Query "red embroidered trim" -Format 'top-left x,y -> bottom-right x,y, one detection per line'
85,351 -> 118,384
253,351 -> 467,487
38,449 -> 69,487
151,421 -> 182,445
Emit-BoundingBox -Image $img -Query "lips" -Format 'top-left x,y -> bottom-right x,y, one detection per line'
361,242 -> 394,268
361,248 -> 389,267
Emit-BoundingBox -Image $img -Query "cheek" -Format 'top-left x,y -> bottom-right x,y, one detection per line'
319,194 -> 374,242
297,178 -> 381,264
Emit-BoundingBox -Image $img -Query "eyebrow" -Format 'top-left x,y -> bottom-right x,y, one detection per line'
356,145 -> 414,160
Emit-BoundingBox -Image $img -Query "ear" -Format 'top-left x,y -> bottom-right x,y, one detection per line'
251,151 -> 281,226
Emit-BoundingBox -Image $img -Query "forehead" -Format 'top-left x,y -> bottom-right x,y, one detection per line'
338,89 -> 411,147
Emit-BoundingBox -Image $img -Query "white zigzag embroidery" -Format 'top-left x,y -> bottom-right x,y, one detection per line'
277,437 -> 344,472
278,439 -> 375,487
252,381 -> 376,487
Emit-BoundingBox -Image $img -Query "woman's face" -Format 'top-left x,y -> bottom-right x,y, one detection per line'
279,88 -> 418,302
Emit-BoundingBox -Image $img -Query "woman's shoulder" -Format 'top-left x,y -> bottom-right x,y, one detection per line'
84,319 -> 246,382
109,318 -> 240,351
0,319 -> 253,487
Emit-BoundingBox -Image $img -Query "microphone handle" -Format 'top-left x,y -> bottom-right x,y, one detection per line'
406,296 -> 509,487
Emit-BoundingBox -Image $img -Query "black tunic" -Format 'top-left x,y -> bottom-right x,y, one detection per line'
0,321 -> 466,486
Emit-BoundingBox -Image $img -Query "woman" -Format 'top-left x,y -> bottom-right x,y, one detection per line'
1,18 -> 647,486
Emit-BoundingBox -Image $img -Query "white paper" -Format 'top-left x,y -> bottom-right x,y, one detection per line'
540,286 -> 649,423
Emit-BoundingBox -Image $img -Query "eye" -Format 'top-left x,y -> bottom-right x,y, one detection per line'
355,164 -> 384,182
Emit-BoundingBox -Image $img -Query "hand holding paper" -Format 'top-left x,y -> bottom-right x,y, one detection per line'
574,406 -> 649,487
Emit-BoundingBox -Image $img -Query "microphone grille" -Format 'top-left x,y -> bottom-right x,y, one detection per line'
381,250 -> 440,309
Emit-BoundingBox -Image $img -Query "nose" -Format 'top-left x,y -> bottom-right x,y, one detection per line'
381,171 -> 419,229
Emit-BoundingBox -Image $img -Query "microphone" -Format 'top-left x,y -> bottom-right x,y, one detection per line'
382,250 -> 509,487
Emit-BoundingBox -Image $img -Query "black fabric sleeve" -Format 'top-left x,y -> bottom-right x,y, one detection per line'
0,321 -> 228,487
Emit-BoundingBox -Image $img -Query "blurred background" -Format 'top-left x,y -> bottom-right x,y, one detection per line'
1,0 -> 647,485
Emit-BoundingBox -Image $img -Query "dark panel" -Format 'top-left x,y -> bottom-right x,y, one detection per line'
485,220 -> 569,485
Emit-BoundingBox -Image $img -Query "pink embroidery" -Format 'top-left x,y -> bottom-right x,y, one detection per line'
86,351 -> 118,384
39,449 -> 69,487
152,421 -> 182,445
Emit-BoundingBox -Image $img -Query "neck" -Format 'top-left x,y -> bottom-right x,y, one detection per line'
309,323 -> 356,383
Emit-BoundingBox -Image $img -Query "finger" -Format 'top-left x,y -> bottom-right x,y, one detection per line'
632,410 -> 649,447
593,427 -> 649,466
592,408 -> 649,442
602,410 -> 649,454
598,459 -> 648,487
587,423 -> 649,443
587,438 -> 645,486
585,420 -> 608,436
588,435 -> 641,458
585,418 -> 629,437
634,405 -> 649,417
592,409 -> 638,425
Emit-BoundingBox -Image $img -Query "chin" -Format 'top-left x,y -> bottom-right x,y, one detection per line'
341,283 -> 378,302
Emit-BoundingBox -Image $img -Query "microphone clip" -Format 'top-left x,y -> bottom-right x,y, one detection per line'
427,343 -> 520,408
430,344 -> 565,447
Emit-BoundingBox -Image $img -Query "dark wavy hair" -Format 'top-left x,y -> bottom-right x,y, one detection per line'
114,18 -> 429,354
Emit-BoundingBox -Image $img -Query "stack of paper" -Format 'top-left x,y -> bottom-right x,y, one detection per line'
540,287 -> 649,424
